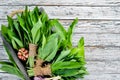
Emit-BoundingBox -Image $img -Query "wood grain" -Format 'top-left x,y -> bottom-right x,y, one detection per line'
0,6 -> 120,20
0,73 -> 20,80
73,33 -> 120,47
86,61 -> 120,74
0,0 -> 120,6
84,74 -> 120,80
0,0 -> 120,80
60,20 -> 120,34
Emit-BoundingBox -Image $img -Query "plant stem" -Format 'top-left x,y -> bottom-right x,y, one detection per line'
27,69 -> 34,77
28,43 -> 37,67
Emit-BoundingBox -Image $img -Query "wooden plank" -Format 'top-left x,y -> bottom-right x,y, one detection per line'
0,45 -> 120,61
86,61 -> 120,74
0,0 -> 120,6
0,46 -> 8,59
85,47 -> 120,61
72,33 -> 120,47
0,20 -> 7,26
1,20 -> 120,34
60,20 -> 120,34
0,73 -> 20,80
84,74 -> 120,80
0,6 -> 120,20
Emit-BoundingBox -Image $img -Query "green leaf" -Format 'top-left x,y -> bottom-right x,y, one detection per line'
13,21 -> 22,41
78,37 -> 85,58
1,25 -> 8,35
70,48 -> 80,55
38,47 -> 42,58
30,10 -> 38,25
27,10 -> 33,28
7,29 -> 15,39
34,29 -> 41,44
33,6 -> 39,21
51,19 -> 67,40
7,16 -> 14,30
1,25 -> 10,42
55,50 -> 70,62
42,34 -> 46,48
0,61 -> 13,66
73,70 -> 88,78
67,18 -> 78,46
78,37 -> 84,48
38,34 -> 58,60
45,38 -> 58,61
3,44 -> 16,65
12,37 -> 24,48
54,68 -> 80,77
7,30 -> 24,48
17,14 -> 32,42
69,47 -> 84,59
17,15 -> 25,30
52,61 -> 82,72
31,19 -> 42,44
0,63 -> 24,79
28,56 -> 34,68
11,39 -> 18,50
77,47 -> 84,58
41,10 -> 49,23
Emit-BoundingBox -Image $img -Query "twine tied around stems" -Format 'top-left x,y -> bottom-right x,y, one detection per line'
33,59 -> 52,76
29,43 -> 37,57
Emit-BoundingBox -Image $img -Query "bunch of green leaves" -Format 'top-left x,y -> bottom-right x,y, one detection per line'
1,6 -> 88,80
16,6 -> 52,47
36,18 -> 79,63
0,45 -> 24,80
1,17 -> 24,50
51,37 -> 88,80
50,18 -> 78,49
1,6 -> 53,67
37,33 -> 59,62
36,18 -> 88,79
1,6 -> 52,50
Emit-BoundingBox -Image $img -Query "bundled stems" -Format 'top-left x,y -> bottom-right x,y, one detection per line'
28,43 -> 37,67
28,59 -> 52,77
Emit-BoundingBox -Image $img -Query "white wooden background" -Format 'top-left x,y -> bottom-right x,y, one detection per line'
0,0 -> 120,80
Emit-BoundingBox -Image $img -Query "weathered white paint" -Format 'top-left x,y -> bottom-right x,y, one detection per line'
84,74 -> 120,80
73,33 -> 120,46
0,6 -> 120,20
0,73 -> 20,80
86,61 -> 120,74
0,0 -> 120,80
0,0 -> 120,6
